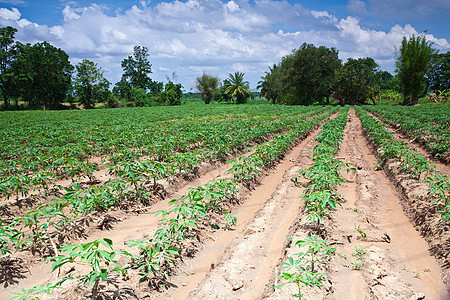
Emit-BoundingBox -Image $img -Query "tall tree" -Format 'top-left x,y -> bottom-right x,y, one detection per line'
427,51 -> 450,94
395,34 -> 437,105
121,46 -> 154,91
225,71 -> 251,104
12,42 -> 74,110
73,59 -> 111,109
334,57 -> 380,105
258,44 -> 341,105
280,43 -> 341,105
195,73 -> 219,104
0,26 -> 17,110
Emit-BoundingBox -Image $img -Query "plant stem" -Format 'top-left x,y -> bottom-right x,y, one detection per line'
91,279 -> 99,300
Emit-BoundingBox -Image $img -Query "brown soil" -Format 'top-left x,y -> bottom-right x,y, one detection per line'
2,108 -> 449,300
328,109 -> 448,300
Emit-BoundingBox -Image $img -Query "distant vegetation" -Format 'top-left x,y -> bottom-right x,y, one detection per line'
258,39 -> 449,106
0,25 -> 448,110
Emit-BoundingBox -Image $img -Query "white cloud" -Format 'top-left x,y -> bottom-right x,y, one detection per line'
226,1 -> 239,12
0,1 -> 448,90
0,7 -> 20,20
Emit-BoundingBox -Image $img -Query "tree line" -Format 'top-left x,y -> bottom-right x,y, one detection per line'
0,26 -> 183,110
257,36 -> 449,106
1,25 -> 448,110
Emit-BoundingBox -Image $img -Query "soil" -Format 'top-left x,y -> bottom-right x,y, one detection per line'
1,108 -> 449,300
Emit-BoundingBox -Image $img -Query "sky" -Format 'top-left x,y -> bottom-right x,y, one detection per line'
0,0 -> 449,91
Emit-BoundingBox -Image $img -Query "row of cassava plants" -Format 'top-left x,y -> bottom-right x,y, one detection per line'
10,178 -> 240,300
0,107 -> 331,257
227,107 -> 340,184
8,107 -> 335,299
364,105 -> 450,159
275,107 -> 351,299
355,106 -> 449,221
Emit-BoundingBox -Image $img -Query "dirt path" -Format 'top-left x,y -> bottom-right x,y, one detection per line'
329,108 -> 448,299
165,125 -> 320,300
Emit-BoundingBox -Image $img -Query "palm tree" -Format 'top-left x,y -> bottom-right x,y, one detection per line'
195,73 -> 219,104
225,71 -> 251,104
257,65 -> 281,104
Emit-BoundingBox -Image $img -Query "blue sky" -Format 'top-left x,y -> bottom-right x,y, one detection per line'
0,0 -> 449,91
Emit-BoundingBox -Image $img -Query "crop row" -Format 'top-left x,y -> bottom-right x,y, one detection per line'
227,107 -> 340,184
364,105 -> 450,159
276,107 -> 350,299
355,106 -> 449,221
7,106 -> 336,299
1,106 -> 331,203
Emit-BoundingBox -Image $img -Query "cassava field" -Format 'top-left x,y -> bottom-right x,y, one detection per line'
0,104 -> 449,300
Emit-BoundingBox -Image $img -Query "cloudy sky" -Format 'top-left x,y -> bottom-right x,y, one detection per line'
0,0 -> 449,91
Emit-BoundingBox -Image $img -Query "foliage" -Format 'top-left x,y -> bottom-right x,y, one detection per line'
213,79 -> 233,102
395,34 -> 438,105
195,73 -> 219,104
427,51 -> 450,94
277,235 -> 334,299
73,59 -> 111,109
334,57 -> 380,105
112,78 -> 132,103
48,238 -> 133,299
121,45 -> 154,91
0,26 -> 17,111
258,64 -> 282,103
11,41 -> 74,110
224,71 -> 251,104
259,43 -> 341,105
157,81 -> 183,106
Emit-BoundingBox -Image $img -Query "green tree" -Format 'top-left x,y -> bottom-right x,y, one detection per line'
225,71 -> 251,104
113,78 -> 132,101
395,34 -> 438,105
378,71 -> 394,91
213,79 -> 233,102
258,44 -> 341,105
0,26 -> 17,110
157,81 -> 183,105
280,43 -> 341,105
195,73 -> 219,104
12,41 -> 74,110
121,45 -> 155,91
334,57 -> 380,105
73,59 -> 111,109
427,51 -> 450,94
